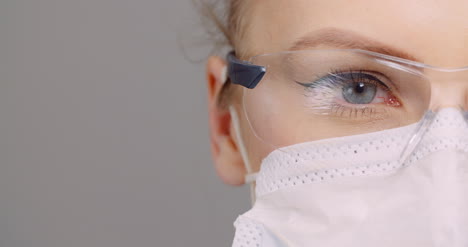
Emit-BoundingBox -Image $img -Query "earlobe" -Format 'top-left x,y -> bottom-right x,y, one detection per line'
214,134 -> 247,185
206,56 -> 247,186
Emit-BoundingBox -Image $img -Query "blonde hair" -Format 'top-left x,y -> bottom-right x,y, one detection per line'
195,0 -> 250,107
196,0 -> 251,55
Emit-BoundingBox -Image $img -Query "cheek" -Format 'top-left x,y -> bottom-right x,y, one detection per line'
245,136 -> 272,173
240,115 -> 275,173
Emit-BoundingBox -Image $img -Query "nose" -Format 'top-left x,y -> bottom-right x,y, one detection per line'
430,80 -> 468,111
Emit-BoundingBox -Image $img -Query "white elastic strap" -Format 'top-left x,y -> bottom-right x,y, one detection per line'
229,105 -> 257,205
221,66 -> 228,84
229,106 -> 253,176
245,172 -> 258,184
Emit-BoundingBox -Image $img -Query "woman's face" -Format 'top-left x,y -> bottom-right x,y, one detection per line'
207,0 -> 468,185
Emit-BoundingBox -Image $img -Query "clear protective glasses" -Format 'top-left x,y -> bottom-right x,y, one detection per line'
226,49 -> 468,153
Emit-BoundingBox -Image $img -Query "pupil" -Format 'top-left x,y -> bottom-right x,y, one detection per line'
355,82 -> 365,94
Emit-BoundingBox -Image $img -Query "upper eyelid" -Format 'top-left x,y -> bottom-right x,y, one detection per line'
335,71 -> 398,91
340,72 -> 389,89
297,71 -> 391,89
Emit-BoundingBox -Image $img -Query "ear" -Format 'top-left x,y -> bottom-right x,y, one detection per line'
206,56 -> 246,186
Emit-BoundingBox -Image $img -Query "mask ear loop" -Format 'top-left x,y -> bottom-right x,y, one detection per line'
229,105 -> 258,205
399,110 -> 436,164
222,65 -> 258,204
221,66 -> 227,85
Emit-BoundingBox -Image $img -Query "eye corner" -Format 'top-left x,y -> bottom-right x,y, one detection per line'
294,80 -> 312,87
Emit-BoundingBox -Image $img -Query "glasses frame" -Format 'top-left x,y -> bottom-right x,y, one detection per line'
226,49 -> 468,89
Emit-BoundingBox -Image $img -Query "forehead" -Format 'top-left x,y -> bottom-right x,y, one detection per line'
241,0 -> 468,67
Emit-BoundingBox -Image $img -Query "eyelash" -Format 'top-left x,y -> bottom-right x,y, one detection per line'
297,69 -> 390,88
328,104 -> 377,118
294,69 -> 400,119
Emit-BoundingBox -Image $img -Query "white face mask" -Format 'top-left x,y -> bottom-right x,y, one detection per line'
232,108 -> 468,247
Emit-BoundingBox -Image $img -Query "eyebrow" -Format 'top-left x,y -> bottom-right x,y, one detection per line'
289,28 -> 421,62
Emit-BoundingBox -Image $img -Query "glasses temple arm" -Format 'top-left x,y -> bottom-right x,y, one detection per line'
226,52 -> 266,89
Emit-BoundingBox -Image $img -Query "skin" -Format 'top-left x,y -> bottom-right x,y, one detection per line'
206,0 -> 468,185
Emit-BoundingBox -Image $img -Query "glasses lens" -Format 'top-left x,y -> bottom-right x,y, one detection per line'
242,50 -> 431,148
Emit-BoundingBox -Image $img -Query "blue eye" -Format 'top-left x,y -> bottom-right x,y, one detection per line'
294,70 -> 401,118
296,71 -> 390,105
334,72 -> 388,104
342,80 -> 377,104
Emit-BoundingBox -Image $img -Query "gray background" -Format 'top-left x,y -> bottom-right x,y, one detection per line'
2,1 -> 249,246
